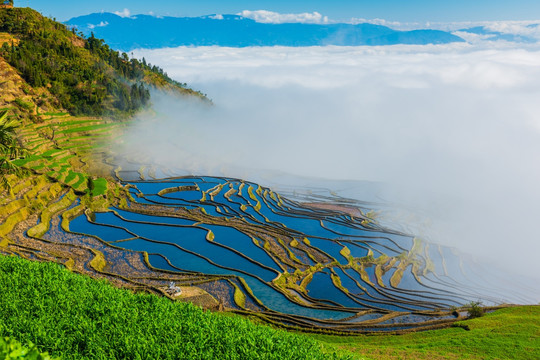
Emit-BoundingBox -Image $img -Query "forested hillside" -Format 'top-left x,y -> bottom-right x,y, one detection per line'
0,7 -> 204,117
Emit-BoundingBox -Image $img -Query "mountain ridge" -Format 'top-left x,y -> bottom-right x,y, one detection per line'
67,12 -> 465,50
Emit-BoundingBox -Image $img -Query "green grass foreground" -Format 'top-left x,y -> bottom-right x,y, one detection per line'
312,306 -> 540,360
1,254 -> 539,360
0,255 -> 350,360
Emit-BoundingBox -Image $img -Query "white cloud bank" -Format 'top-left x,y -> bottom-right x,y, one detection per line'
372,19 -> 540,43
238,10 -> 329,24
127,44 -> 540,288
235,10 -> 540,42
87,21 -> 108,30
236,10 -> 540,46
208,14 -> 224,20
113,8 -> 132,18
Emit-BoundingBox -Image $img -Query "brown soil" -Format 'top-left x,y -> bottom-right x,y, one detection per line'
0,52 -> 60,116
303,202 -> 365,218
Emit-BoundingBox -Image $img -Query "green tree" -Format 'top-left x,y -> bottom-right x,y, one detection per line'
87,177 -> 95,196
467,301 -> 485,319
0,110 -> 26,189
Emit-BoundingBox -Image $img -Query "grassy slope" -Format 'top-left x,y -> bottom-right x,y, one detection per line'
1,252 -> 538,360
312,306 -> 540,360
0,254 -> 349,360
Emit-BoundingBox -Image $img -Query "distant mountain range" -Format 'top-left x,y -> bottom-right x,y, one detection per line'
457,26 -> 537,43
66,13 -> 465,50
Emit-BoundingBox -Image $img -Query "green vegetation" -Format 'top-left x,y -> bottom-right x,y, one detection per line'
0,255 -> 349,360
1,253 -> 538,360
0,7 -> 147,116
87,177 -> 106,196
0,7 -> 203,117
13,97 -> 33,111
466,301 -> 485,319
312,306 -> 540,360
0,109 -> 25,188
0,337 -> 56,360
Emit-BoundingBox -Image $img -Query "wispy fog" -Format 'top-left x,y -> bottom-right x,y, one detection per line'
123,44 -> 540,283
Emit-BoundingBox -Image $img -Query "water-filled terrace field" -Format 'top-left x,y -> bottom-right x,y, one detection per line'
65,175 -> 531,332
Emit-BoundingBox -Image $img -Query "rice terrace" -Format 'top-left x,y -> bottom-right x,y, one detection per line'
1,2 -> 540,360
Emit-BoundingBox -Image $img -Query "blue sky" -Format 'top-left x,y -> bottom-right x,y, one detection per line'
17,0 -> 540,22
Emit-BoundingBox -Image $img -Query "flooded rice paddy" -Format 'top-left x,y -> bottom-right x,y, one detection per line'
68,175 -> 531,332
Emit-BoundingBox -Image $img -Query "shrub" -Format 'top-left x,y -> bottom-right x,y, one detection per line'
13,98 -> 33,111
467,301 -> 484,319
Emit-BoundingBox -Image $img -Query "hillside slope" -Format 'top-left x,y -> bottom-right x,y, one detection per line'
0,32 -> 58,122
314,305 -> 540,359
0,7 -> 206,118
0,255 -> 348,360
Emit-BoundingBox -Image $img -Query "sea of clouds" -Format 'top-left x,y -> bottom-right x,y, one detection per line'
124,43 -> 540,286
